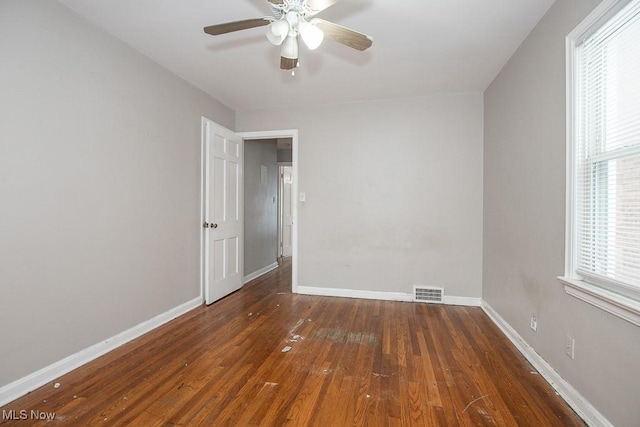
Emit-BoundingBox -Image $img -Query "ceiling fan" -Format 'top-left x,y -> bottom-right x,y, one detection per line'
203,0 -> 373,71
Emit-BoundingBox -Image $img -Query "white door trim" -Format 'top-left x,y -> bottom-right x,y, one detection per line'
238,129 -> 299,293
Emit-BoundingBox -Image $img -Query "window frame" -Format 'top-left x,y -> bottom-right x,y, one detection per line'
561,0 -> 640,326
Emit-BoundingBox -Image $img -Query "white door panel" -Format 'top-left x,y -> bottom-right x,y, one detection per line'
203,119 -> 243,304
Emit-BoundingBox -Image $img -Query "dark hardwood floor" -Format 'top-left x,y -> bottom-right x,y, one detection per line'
0,258 -> 584,426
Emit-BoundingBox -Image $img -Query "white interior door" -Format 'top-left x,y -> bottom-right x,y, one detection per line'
280,166 -> 293,257
203,119 -> 243,305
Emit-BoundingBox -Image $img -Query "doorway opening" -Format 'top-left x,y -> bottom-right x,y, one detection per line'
239,130 -> 298,293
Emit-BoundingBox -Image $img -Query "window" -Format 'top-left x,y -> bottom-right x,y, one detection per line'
563,0 -> 640,326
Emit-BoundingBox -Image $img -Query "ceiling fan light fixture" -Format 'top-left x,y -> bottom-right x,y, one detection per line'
265,19 -> 289,46
281,33 -> 299,60
203,0 -> 373,71
299,20 -> 324,50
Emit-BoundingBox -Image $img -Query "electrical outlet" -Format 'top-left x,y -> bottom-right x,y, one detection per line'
566,335 -> 575,359
530,315 -> 537,332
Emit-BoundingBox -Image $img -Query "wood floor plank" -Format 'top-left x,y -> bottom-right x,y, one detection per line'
0,258 -> 586,426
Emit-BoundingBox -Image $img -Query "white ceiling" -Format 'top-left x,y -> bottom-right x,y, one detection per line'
57,0 -> 555,113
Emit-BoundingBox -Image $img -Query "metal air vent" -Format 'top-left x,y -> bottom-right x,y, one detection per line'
413,286 -> 444,304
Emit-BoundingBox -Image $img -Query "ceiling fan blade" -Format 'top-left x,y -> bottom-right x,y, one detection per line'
280,57 -> 298,70
266,0 -> 285,4
305,0 -> 341,14
204,18 -> 270,36
312,19 -> 372,51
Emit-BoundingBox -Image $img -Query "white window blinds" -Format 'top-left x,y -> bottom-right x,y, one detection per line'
575,0 -> 640,299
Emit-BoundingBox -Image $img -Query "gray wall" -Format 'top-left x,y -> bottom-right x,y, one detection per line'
277,148 -> 292,164
238,93 -> 484,298
0,0 -> 234,388
244,140 -> 278,276
483,0 -> 640,425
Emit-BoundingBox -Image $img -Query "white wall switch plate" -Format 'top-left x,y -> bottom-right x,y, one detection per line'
566,335 -> 575,359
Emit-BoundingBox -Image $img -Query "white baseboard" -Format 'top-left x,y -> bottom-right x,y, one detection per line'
0,297 -> 202,407
296,286 -> 481,307
444,295 -> 482,306
243,262 -> 279,284
296,286 -> 413,302
481,301 -> 612,427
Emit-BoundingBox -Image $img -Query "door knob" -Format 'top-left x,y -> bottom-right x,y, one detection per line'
203,222 -> 210,228
212,223 -> 218,229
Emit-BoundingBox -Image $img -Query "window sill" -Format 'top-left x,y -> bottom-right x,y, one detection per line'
558,276 -> 640,327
